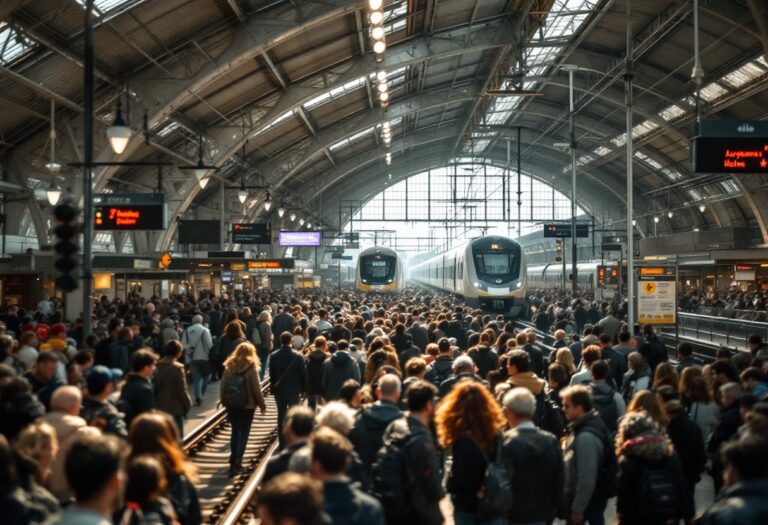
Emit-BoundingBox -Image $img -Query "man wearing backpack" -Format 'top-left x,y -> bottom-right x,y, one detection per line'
589,360 -> 626,436
424,338 -> 454,388
560,385 -> 616,525
372,380 -> 443,525
506,349 -> 565,437
349,374 -> 403,474
501,388 -> 564,525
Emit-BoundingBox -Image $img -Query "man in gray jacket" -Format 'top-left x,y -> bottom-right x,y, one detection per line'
182,314 -> 213,405
560,385 -> 613,525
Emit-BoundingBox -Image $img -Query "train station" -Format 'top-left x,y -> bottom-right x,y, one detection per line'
1,0 -> 768,524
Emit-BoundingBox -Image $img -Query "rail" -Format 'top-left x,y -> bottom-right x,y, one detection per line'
675,312 -> 768,351
180,377 -> 279,525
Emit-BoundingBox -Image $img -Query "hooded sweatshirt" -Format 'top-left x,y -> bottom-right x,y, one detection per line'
321,351 -> 361,401
508,371 -> 546,396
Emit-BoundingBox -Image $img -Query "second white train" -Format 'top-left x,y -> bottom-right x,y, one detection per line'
410,236 -> 527,315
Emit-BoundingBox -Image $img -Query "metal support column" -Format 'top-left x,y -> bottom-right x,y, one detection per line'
625,0 -> 635,329
220,181 -> 225,250
82,0 -> 94,338
568,66 -> 578,296
517,126 -> 522,237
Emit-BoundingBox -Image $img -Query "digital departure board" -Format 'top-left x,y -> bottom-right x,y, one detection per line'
232,223 -> 271,244
279,231 -> 322,247
93,193 -> 167,230
543,224 -> 588,238
692,120 -> 768,173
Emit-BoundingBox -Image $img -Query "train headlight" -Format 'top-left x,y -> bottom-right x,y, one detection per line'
473,282 -> 479,287
387,279 -> 393,283
515,281 -> 523,288
361,279 -> 367,283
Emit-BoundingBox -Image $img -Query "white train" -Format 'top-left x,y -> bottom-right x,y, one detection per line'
355,246 -> 405,292
410,236 -> 527,315
527,261 -> 624,290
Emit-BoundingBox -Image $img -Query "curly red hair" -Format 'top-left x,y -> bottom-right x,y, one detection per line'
435,379 -> 506,451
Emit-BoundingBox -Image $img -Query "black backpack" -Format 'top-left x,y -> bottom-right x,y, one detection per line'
426,359 -> 453,387
474,435 -> 514,519
639,463 -> 681,522
221,368 -> 249,409
591,385 -> 619,434
534,392 -> 565,438
369,420 -> 416,518
581,425 -> 618,501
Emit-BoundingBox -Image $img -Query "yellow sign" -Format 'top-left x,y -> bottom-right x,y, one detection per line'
643,281 -> 657,295
158,251 -> 172,269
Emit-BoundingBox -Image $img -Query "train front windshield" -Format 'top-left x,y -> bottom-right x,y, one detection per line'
360,255 -> 396,283
472,241 -> 520,283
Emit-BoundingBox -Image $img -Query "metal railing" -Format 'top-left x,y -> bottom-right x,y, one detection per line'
675,312 -> 768,351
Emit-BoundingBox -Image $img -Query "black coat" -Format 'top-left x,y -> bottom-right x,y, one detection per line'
349,400 -> 403,474
322,480 -> 384,525
616,453 -> 688,525
407,324 -> 429,351
639,335 -> 668,373
389,332 -> 413,355
22,371 -> 64,412
522,343 -> 545,377
502,426 -> 564,523
667,412 -> 706,487
120,374 -> 155,427
446,436 -> 493,514
695,478 -> 768,525
305,349 -> 327,396
468,346 -> 498,379
268,345 -> 307,399
271,312 -> 296,341
708,403 -> 741,454
0,392 -> 45,440
262,440 -> 307,485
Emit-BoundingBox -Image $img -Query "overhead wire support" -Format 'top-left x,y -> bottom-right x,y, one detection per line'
625,0 -> 635,330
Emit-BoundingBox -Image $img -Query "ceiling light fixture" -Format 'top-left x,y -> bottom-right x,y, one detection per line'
278,207 -> 285,218
264,191 -> 272,212
370,11 -> 383,24
377,70 -> 387,81
106,99 -> 131,154
299,218 -> 305,226
46,181 -> 62,206
667,211 -> 674,218
371,26 -> 385,40
368,0 -> 382,9
238,188 -> 248,204
699,204 -> 706,212
290,213 -> 296,222
653,216 -> 659,223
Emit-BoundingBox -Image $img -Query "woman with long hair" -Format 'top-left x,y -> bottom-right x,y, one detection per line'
305,336 -> 328,410
221,342 -> 266,476
652,362 -> 679,392
128,412 -> 201,525
683,376 -> 718,444
678,366 -> 705,409
214,320 -> 247,379
626,390 -> 668,428
614,412 -> 687,525
555,347 -> 577,378
118,455 -> 178,525
154,340 -> 192,438
435,381 -> 507,525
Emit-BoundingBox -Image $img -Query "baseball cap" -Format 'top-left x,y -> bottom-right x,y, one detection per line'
86,365 -> 123,394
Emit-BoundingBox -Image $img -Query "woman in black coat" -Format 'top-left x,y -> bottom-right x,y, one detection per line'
615,412 -> 688,525
305,336 -> 329,410
664,400 -> 706,522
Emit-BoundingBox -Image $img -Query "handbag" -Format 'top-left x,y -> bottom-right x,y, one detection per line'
474,435 -> 513,519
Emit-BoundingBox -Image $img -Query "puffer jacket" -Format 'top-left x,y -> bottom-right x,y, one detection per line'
695,477 -> 768,525
616,433 -> 688,525
40,412 -> 100,501
507,371 -> 546,396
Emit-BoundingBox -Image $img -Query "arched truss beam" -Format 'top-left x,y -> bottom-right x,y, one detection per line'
95,11 -> 521,193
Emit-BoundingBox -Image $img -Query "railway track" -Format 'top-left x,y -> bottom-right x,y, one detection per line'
182,379 -> 279,525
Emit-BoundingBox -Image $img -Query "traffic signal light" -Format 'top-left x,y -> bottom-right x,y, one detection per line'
555,240 -> 562,252
598,265 -> 606,285
53,200 -> 79,292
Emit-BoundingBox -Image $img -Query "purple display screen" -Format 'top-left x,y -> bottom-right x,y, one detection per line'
278,231 -> 321,247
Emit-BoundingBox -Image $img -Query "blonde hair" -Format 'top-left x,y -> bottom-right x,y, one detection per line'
14,421 -> 58,474
257,311 -> 272,323
555,347 -> 576,375
224,341 -> 261,371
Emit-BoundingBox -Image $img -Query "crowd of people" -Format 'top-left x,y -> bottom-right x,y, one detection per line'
0,285 -> 767,525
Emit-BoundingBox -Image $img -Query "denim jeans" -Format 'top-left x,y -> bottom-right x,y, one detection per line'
190,360 -> 210,402
257,347 -> 269,379
453,512 -> 506,525
228,407 -> 255,466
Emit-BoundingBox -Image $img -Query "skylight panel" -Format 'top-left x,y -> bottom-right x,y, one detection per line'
252,109 -> 295,138
699,82 -> 728,102
577,154 -> 594,166
720,61 -> 765,89
385,19 -> 407,34
156,121 -> 179,138
687,188 -> 703,201
74,0 -> 141,16
610,133 -> 627,148
658,104 -> 685,121
720,179 -> 739,193
631,120 -> 659,139
329,127 -> 375,152
593,145 -> 611,156
0,23 -> 35,65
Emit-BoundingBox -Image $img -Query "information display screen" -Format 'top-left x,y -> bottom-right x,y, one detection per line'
178,220 -> 220,245
693,120 -> 768,173
279,231 -> 321,247
94,204 -> 166,230
232,223 -> 271,244
543,224 -> 589,238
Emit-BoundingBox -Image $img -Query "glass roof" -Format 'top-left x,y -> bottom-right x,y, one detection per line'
0,22 -> 35,65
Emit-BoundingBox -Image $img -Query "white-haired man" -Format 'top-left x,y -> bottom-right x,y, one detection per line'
182,314 -> 213,405
502,387 -> 564,525
438,354 -> 489,398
